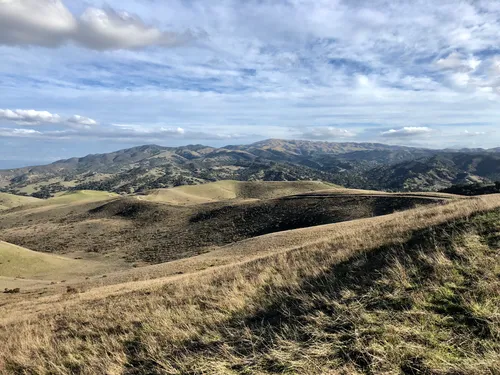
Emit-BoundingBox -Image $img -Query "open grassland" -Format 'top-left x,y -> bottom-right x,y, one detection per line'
45,190 -> 119,204
0,241 -> 79,279
0,190 -> 119,212
0,188 -> 448,264
0,193 -> 40,211
139,180 -> 339,205
0,195 -> 499,374
0,241 -> 120,291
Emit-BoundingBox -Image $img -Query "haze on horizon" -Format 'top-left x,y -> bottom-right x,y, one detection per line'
1,0 -> 500,165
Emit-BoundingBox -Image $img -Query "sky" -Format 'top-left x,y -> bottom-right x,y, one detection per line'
1,0 -> 500,165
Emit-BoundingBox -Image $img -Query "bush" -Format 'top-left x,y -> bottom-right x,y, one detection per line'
3,288 -> 20,294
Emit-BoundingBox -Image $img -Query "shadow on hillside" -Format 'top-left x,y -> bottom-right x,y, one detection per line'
122,211 -> 500,375
190,195 -> 442,238
210,228 -> 451,374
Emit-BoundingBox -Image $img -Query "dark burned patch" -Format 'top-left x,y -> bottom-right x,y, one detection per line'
87,198 -> 180,221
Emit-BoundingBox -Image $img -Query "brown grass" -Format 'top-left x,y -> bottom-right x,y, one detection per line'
139,180 -> 339,206
0,190 -> 445,265
0,195 -> 499,374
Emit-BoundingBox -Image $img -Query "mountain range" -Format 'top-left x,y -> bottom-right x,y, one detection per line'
1,139 -> 500,197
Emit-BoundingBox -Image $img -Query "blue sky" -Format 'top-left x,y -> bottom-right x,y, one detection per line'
1,0 -> 500,164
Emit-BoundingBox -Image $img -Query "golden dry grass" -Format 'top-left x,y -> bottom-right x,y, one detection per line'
0,241 -> 118,292
138,180 -> 338,205
0,193 -> 40,211
43,190 -> 119,205
0,195 -> 499,374
0,241 -> 78,279
1,186 -> 442,265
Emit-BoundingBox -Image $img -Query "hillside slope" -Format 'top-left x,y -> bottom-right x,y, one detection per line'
366,153 -> 500,191
0,195 -> 499,374
139,180 -> 337,205
0,241 -> 105,281
0,186 -> 448,264
0,193 -> 40,211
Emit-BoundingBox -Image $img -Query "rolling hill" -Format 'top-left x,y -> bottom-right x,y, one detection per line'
0,240 -> 115,292
0,182 -> 448,264
138,180 -> 338,205
0,189 -> 499,374
0,193 -> 40,211
1,139 -> 499,197
0,241 -> 82,279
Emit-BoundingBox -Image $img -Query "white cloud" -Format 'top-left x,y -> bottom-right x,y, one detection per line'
68,115 -> 98,126
0,127 -> 41,137
0,109 -> 61,124
0,0 -> 76,47
76,7 -> 190,50
381,127 -> 433,138
450,72 -> 471,87
298,127 -> 356,140
463,130 -> 487,137
356,75 -> 371,87
0,124 -> 253,142
0,109 -> 99,128
436,52 -> 481,72
11,128 -> 40,134
0,0 -> 191,50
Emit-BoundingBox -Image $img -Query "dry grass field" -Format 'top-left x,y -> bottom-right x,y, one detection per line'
0,183 -> 448,265
137,180 -> 339,205
0,193 -> 40,211
0,182 -> 498,374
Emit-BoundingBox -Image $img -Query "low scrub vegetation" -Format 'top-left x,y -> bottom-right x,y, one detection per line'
441,181 -> 500,196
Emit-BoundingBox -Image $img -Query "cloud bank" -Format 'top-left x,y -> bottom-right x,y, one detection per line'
298,127 -> 356,140
0,109 -> 61,124
0,109 -> 97,126
381,127 -> 433,138
0,0 -> 191,50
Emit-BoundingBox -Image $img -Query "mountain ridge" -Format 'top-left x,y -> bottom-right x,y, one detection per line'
1,139 -> 499,196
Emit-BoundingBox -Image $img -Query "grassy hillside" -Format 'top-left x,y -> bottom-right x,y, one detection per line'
0,190 -> 117,212
0,241 -> 81,279
140,180 -> 337,205
45,190 -> 119,204
0,193 -> 40,211
0,188 -> 447,264
0,195 -> 499,374
140,180 -> 241,205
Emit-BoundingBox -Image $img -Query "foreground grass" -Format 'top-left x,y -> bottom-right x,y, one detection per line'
1,196 -> 500,374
